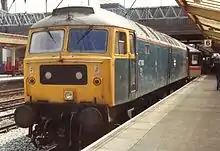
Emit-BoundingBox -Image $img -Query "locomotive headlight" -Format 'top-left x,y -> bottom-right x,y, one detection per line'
64,91 -> 73,101
45,72 -> 52,80
76,72 -> 83,80
93,77 -> 101,86
28,77 -> 36,85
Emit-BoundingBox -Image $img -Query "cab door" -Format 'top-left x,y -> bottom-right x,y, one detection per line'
128,32 -> 137,97
114,29 -> 130,104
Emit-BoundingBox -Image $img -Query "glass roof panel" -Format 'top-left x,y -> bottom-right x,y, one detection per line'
146,27 -> 160,41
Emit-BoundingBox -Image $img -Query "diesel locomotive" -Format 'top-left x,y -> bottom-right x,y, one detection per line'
14,6 -> 201,149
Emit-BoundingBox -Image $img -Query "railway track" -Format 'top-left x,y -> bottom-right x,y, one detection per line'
0,123 -> 16,133
0,88 -> 25,132
0,113 -> 14,121
0,97 -> 24,133
0,113 -> 17,133
0,88 -> 24,98
0,98 -> 24,112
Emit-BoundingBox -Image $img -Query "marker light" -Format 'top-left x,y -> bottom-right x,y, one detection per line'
45,72 -> 52,80
93,77 -> 101,86
28,77 -> 36,85
76,72 -> 83,80
64,91 -> 73,101
29,66 -> 33,74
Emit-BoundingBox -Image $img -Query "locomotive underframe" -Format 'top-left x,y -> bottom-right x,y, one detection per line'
15,102 -> 109,150
14,77 -> 188,150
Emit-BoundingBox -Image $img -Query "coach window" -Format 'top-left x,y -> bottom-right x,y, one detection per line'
192,54 -> 198,65
115,31 -> 127,54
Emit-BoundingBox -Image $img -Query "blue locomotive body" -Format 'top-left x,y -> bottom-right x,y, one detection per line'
115,37 -> 188,105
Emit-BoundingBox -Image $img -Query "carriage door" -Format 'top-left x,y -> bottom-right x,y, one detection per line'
167,47 -> 172,84
129,32 -> 137,96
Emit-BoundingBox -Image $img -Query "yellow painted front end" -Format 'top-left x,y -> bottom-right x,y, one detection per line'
24,26 -> 115,106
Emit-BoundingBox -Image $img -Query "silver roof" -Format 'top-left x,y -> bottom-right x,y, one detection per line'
31,6 -> 187,50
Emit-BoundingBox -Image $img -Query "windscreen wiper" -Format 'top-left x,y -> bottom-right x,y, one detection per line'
45,28 -> 56,43
77,26 -> 93,44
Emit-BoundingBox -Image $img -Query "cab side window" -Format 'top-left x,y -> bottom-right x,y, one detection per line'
129,34 -> 135,54
115,31 -> 127,54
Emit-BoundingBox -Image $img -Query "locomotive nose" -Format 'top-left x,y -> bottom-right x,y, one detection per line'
14,105 -> 38,128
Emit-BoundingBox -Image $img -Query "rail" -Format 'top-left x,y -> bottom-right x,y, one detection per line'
0,113 -> 16,133
0,98 -> 24,133
0,88 -> 24,98
0,98 -> 24,112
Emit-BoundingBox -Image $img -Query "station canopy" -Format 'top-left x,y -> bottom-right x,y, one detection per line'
176,0 -> 220,44
0,32 -> 27,48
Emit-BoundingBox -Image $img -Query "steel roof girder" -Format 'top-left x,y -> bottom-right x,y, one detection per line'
106,6 -> 187,20
0,13 -> 47,26
0,6 -> 187,26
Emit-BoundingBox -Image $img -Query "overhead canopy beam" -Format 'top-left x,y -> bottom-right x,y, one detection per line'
186,5 -> 220,22
176,0 -> 220,51
203,30 -> 220,40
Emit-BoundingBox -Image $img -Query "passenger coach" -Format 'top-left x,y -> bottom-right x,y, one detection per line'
187,45 -> 202,78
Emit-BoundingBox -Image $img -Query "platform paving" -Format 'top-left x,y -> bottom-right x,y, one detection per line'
82,75 -> 220,151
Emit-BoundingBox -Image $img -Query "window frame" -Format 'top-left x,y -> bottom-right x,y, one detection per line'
129,33 -> 135,54
67,28 -> 108,53
115,31 -> 128,55
191,54 -> 199,65
29,29 -> 65,54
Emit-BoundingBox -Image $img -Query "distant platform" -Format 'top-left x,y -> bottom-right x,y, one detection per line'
0,74 -> 11,78
83,75 -> 220,151
0,76 -> 23,83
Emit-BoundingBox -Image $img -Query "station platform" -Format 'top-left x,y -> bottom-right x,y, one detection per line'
0,74 -> 11,78
0,76 -> 23,83
82,75 -> 220,151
